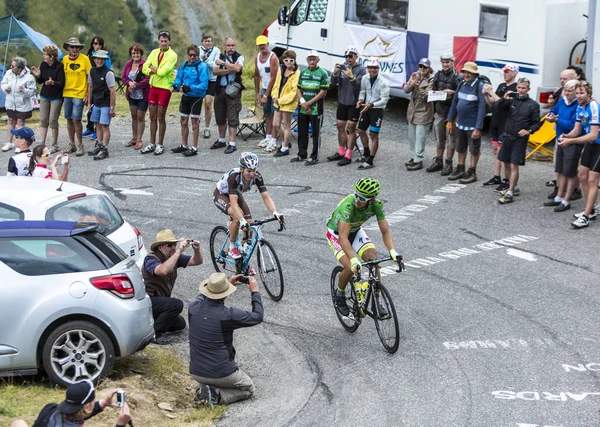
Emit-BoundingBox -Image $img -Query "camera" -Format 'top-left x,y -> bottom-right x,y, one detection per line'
116,390 -> 126,407
508,92 -> 518,98
187,239 -> 194,244
239,276 -> 249,284
338,64 -> 347,71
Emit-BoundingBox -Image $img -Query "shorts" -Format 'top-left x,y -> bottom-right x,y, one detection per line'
6,109 -> 33,120
358,109 -> 384,133
555,144 -> 583,177
261,88 -> 275,116
580,143 -> 600,173
63,97 -> 84,120
213,189 -> 251,219
326,227 -> 376,261
498,135 -> 527,165
148,86 -> 172,107
206,81 -> 217,97
215,86 -> 242,128
456,128 -> 481,155
336,103 -> 359,122
489,125 -> 503,145
90,106 -> 112,125
179,95 -> 203,118
128,97 -> 149,111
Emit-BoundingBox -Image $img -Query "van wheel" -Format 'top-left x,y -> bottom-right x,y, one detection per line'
42,321 -> 114,387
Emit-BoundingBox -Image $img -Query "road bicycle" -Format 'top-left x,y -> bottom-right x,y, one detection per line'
569,14 -> 588,66
209,217 -> 285,301
330,256 -> 404,353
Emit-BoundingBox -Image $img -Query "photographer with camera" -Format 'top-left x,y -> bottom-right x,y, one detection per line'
189,272 -> 263,407
171,44 -> 209,157
142,229 -> 204,345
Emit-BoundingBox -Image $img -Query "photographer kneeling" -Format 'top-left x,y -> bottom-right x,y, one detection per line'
189,272 -> 263,407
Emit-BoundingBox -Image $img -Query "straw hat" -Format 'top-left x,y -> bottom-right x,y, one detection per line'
199,272 -> 236,299
461,62 -> 479,74
150,229 -> 180,251
63,37 -> 85,49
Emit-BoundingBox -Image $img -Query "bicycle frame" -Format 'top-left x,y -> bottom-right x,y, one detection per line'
352,256 -> 403,319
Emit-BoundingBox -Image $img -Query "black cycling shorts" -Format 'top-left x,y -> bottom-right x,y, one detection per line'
336,103 -> 359,122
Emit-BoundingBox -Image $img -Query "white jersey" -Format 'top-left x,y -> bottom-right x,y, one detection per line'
7,150 -> 32,176
256,52 -> 275,90
30,164 -> 52,179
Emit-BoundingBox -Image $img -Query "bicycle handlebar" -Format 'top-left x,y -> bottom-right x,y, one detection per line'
251,216 -> 286,232
354,255 -> 405,282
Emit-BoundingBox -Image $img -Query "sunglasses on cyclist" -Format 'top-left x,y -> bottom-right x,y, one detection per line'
354,192 -> 371,202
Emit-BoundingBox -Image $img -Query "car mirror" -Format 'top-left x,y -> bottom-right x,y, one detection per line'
278,6 -> 288,26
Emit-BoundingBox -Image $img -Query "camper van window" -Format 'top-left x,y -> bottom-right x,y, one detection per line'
291,0 -> 328,25
479,5 -> 508,41
345,0 -> 408,30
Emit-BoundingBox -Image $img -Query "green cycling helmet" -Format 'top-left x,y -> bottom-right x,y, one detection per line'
354,177 -> 381,198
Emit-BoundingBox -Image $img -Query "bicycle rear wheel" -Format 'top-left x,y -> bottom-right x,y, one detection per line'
209,226 -> 237,275
372,283 -> 400,353
256,239 -> 284,301
330,266 -> 360,332
570,39 -> 587,66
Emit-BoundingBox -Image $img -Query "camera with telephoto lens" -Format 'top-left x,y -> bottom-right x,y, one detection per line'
182,85 -> 191,94
116,390 -> 126,407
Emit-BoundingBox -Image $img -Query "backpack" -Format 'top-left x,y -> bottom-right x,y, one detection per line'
457,75 -> 492,114
31,403 -> 59,427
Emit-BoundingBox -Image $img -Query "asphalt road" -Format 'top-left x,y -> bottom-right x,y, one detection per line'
5,99 -> 599,427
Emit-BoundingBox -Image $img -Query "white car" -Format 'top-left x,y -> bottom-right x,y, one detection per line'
0,177 -> 147,269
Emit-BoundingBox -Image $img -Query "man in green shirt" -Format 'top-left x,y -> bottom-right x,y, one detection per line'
291,50 -> 329,166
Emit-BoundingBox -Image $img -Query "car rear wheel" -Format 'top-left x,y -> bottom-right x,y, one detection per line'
42,320 -> 114,387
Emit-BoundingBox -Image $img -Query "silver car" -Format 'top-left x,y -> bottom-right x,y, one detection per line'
0,220 -> 154,387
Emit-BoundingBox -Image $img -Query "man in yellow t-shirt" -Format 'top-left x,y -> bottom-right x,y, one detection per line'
62,37 -> 92,156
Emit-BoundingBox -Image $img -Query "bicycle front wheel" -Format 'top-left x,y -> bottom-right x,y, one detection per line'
256,239 -> 284,301
209,226 -> 237,275
372,283 -> 400,353
330,266 -> 360,332
570,39 -> 587,66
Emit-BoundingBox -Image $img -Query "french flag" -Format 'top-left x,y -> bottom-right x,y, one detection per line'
406,31 -> 478,77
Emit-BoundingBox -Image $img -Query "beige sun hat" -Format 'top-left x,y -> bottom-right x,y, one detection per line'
461,62 -> 479,74
199,272 -> 236,299
150,229 -> 180,251
63,37 -> 85,49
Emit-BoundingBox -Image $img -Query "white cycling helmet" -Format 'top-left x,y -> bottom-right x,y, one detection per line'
365,57 -> 380,68
239,152 -> 259,169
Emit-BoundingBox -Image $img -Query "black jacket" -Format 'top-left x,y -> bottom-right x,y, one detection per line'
36,61 -> 65,99
498,95 -> 541,138
432,68 -> 460,116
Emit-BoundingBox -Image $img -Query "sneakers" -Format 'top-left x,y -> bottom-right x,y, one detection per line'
448,165 -> 465,180
93,147 -> 109,160
425,157 -> 443,173
264,141 -> 277,152
75,144 -> 85,157
500,188 -> 520,196
87,141 -> 103,156
573,210 -> 597,220
2,142 -> 14,152
171,145 -> 188,154
228,247 -> 242,259
140,144 -> 156,154
273,148 -> 289,157
498,193 -> 514,204
441,160 -> 453,176
358,162 -> 374,170
459,168 -> 477,184
482,176 -> 501,186
152,333 -> 173,346
335,293 -> 350,317
203,128 -> 211,139
356,155 -> 369,163
195,384 -> 219,408
304,158 -> 319,166
404,158 -> 415,167
494,181 -> 509,193
571,215 -> 590,229
210,140 -> 226,149
82,129 -> 94,138
337,157 -> 351,166
224,144 -> 237,154
256,138 -> 269,148
406,161 -> 423,171
91,132 -> 97,140
14,147 -> 21,154
182,147 -> 198,156
154,145 -> 165,155
327,152 -> 343,162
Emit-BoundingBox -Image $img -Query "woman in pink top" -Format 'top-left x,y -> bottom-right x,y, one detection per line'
27,144 -> 69,181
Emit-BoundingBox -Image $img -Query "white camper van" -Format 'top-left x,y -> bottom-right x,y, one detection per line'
266,0 -> 588,103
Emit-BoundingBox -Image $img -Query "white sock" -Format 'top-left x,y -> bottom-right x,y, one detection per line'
506,190 -> 513,196
561,200 -> 569,206
266,134 -> 272,142
280,146 -> 289,152
229,242 -> 235,250
218,137 -> 226,143
554,197 -> 563,202
229,141 -> 237,147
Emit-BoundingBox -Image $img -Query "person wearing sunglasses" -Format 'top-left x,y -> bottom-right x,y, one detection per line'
82,36 -> 112,141
26,144 -> 69,181
253,35 -> 280,152
142,229 -> 203,345
170,44 -> 210,157
271,49 -> 300,157
326,177 -> 403,316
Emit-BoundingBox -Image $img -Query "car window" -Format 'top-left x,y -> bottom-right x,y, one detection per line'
79,232 -> 128,265
0,236 -> 107,276
45,195 -> 124,236
0,203 -> 24,221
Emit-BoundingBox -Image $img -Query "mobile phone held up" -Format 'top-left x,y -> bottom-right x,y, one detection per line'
116,390 -> 126,407
61,154 -> 69,165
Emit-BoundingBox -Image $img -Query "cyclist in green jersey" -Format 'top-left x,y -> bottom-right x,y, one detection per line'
326,177 -> 403,316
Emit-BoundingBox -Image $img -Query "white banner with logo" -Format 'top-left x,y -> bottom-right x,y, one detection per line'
346,26 -> 407,88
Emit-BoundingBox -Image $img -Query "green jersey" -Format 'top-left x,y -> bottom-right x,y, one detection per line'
326,194 -> 386,234
298,66 -> 329,115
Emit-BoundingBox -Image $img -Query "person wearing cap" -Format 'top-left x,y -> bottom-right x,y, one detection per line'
404,57 -> 434,171
481,63 -> 520,190
140,30 -> 178,156
427,53 -> 460,175
11,380 -> 131,427
1,56 -> 37,154
292,50 -> 329,166
447,61 -> 488,183
83,36 -> 113,141
85,50 -> 116,161
6,127 -> 35,176
327,45 -> 366,166
254,35 -> 280,152
142,230 -> 203,345
189,272 -> 263,407
200,33 -> 221,140
62,37 -> 92,156
211,38 -> 245,154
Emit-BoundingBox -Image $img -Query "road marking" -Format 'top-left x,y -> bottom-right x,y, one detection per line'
506,248 -> 537,261
562,363 -> 600,372
114,188 -> 154,196
493,390 -> 600,402
516,424 -> 563,426
443,338 -> 555,351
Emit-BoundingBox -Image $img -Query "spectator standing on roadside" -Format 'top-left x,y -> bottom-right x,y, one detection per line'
171,44 -> 209,157
122,43 -> 150,151
200,33 -> 220,140
404,57 -> 434,171
62,37 -> 92,157
1,57 -> 37,154
447,62 -> 487,183
142,229 -> 203,345
254,35 -> 279,152
141,30 -> 178,156
271,49 -> 300,157
30,45 -> 65,154
548,68 -> 578,107
83,36 -> 112,141
481,63 -> 519,190
327,45 -> 366,167
211,38 -> 245,154
487,78 -> 540,205
189,272 -> 264,407
7,127 -> 35,176
356,57 -> 389,170
291,50 -> 329,166
426,53 -> 459,175
86,51 -> 116,161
